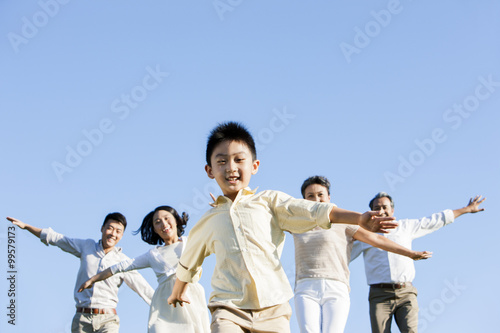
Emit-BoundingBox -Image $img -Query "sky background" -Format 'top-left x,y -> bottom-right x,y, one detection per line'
1,1 -> 499,332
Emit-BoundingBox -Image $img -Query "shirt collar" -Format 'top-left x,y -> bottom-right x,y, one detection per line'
97,240 -> 122,254
213,187 -> 258,206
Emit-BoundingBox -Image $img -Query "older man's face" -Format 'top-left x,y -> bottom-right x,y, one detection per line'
372,197 -> 394,217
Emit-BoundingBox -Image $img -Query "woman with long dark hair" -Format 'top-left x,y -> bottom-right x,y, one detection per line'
79,206 -> 209,333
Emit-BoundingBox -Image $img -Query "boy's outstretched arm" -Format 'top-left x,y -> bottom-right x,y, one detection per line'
453,195 -> 485,218
168,278 -> 191,307
78,268 -> 114,292
354,228 -> 432,260
6,217 -> 42,238
329,208 -> 398,233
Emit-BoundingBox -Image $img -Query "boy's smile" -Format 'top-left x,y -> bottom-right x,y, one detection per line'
205,140 -> 260,201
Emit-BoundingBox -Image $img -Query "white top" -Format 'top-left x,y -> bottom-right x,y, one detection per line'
108,236 -> 210,333
40,228 -> 154,308
109,236 -> 201,284
293,224 -> 359,290
351,210 -> 455,285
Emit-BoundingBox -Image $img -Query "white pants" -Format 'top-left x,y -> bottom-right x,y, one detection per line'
294,278 -> 350,333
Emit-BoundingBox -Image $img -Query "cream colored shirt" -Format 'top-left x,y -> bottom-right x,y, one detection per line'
176,188 -> 335,309
293,224 -> 359,290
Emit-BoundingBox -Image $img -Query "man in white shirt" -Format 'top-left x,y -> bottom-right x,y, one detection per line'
351,192 -> 485,333
7,212 -> 155,333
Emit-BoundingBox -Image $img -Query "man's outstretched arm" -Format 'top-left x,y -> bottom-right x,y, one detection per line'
453,195 -> 485,218
6,217 -> 42,238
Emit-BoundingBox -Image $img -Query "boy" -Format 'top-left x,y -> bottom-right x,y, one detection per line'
168,122 -> 397,333
6,213 -> 154,333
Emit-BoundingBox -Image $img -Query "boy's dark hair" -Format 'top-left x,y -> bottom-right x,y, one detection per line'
206,121 -> 257,166
102,212 -> 127,230
369,192 -> 395,210
300,176 -> 331,198
133,206 -> 188,245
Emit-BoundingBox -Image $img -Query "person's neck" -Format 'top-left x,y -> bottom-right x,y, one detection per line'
102,246 -> 115,254
163,237 -> 179,246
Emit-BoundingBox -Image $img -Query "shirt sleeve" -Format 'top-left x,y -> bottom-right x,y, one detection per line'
350,239 -> 364,262
109,252 -> 151,275
271,192 -> 335,233
403,209 -> 455,240
39,227 -> 88,258
176,214 -> 210,284
119,254 -> 155,305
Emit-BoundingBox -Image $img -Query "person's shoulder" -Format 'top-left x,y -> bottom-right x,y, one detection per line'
254,189 -> 293,199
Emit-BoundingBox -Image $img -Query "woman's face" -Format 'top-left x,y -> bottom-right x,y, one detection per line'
152,210 -> 178,245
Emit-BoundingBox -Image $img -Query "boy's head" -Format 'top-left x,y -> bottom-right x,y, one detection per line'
206,122 -> 257,166
205,122 -> 260,201
100,212 -> 127,250
301,175 -> 331,203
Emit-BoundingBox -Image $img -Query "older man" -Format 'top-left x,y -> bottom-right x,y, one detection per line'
351,193 -> 485,333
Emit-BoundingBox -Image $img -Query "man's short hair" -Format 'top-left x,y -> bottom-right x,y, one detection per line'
102,212 -> 127,230
369,192 -> 394,210
300,176 -> 331,198
206,121 -> 257,167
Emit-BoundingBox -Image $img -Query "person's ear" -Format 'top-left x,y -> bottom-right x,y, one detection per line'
251,159 -> 260,175
205,164 -> 215,179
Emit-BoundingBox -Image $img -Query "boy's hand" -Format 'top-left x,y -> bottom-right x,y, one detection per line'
360,211 -> 398,233
168,278 -> 191,307
167,293 -> 191,308
411,250 -> 432,261
6,217 -> 27,229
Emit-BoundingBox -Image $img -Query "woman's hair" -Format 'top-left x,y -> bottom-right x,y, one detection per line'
133,206 -> 188,245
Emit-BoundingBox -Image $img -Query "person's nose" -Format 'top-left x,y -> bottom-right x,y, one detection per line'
227,160 -> 237,172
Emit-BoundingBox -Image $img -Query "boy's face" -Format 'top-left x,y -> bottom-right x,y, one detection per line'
304,184 -> 331,203
100,220 -> 124,250
205,140 -> 260,201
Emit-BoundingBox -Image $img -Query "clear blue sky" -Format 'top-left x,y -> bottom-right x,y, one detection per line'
1,1 -> 499,332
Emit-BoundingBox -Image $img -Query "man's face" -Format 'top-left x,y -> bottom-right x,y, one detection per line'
205,140 -> 260,201
304,184 -> 330,203
372,197 -> 395,217
101,220 -> 124,250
